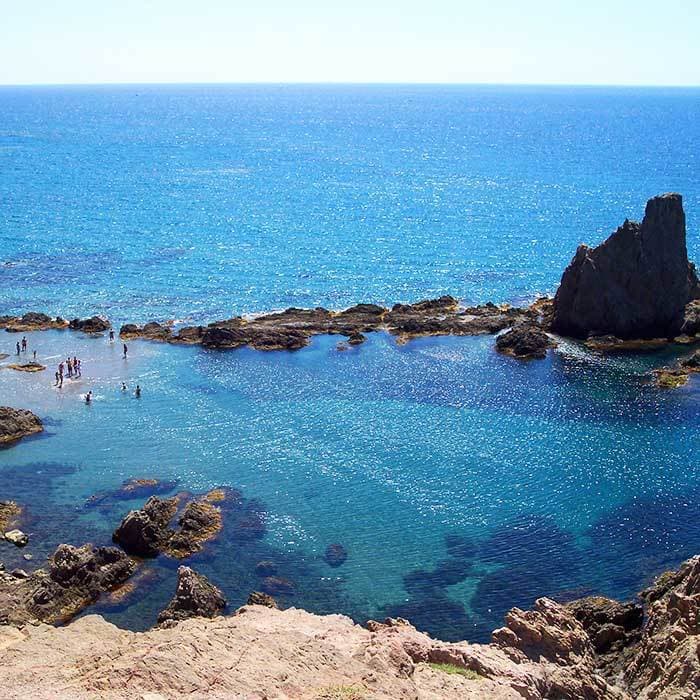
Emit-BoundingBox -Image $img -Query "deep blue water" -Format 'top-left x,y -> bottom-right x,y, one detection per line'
1,85 -> 700,642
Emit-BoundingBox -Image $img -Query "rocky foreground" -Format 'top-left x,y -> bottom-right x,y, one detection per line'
1,554 -> 700,699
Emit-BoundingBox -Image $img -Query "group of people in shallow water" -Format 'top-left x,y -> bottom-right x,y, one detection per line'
7,328 -> 141,404
54,356 -> 82,388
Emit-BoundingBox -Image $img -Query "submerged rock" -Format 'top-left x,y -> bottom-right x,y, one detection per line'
552,193 -> 700,340
0,501 -> 22,533
6,362 -> 46,372
0,407 -> 43,444
157,566 -> 226,626
495,323 -> 556,359
323,543 -> 348,568
85,477 -> 179,510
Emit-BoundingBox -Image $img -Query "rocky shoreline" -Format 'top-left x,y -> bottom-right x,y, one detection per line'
1,544 -> 700,698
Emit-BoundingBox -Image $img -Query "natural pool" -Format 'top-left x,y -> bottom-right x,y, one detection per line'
1,327 -> 699,641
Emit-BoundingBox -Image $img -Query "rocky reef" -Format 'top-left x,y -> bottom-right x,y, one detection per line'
2,553 -> 700,698
0,312 -> 68,332
0,407 -> 43,444
118,296 -> 545,352
552,193 -> 700,341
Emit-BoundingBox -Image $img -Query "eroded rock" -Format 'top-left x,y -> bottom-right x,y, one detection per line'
552,194 -> 700,340
0,407 -> 43,444
157,566 -> 226,626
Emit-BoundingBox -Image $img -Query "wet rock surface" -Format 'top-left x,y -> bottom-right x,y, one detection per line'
495,323 -> 556,359
552,194 -> 700,340
157,565 -> 226,626
0,407 -> 43,444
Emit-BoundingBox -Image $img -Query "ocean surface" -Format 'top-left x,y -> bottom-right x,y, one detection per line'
1,84 -> 700,641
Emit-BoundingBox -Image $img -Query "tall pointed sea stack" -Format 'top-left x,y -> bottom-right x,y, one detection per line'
552,193 -> 700,339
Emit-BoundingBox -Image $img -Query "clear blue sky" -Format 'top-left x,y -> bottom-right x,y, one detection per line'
1,0 -> 698,86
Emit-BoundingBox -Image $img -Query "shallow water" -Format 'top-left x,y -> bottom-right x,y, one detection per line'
1,85 -> 700,641
1,330 -> 699,640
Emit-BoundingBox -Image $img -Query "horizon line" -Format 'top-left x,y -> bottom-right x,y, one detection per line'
1,79 -> 699,90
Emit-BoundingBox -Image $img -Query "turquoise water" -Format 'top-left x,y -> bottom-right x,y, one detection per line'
1,85 -> 700,641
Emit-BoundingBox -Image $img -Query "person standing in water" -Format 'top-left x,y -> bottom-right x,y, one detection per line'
15,342 -> 20,355
21,336 -> 27,352
54,371 -> 60,386
33,350 -> 37,361
123,343 -> 128,359
121,382 -> 127,391
85,390 -> 92,404
135,384 -> 141,398
109,329 -> 115,342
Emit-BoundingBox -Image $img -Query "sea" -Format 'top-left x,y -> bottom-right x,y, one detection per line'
1,84 -> 699,641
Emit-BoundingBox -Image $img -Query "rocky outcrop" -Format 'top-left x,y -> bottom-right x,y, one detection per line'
652,349 -> 700,389
0,544 -> 136,626
4,554 -> 700,697
567,596 -> 644,654
117,297 -> 543,351
0,502 -> 22,533
552,194 -> 700,340
0,407 -> 43,444
157,566 -> 226,626
0,312 -> 68,332
6,362 -> 46,372
113,492 -> 223,559
68,316 -> 111,333
623,556 -> 700,698
495,323 -> 557,359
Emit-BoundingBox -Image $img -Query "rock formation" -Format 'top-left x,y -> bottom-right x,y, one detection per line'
157,566 -> 226,626
495,323 -> 557,359
113,492 -> 223,559
0,312 -> 68,332
0,407 -> 43,444
0,544 -> 135,626
68,316 -> 111,333
552,194 -> 700,340
2,552 -> 700,697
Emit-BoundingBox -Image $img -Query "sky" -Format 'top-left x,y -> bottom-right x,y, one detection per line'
0,0 -> 698,86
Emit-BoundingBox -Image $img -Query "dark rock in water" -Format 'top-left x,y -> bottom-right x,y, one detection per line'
347,332 -> 366,345
680,350 -> 700,371
0,407 -> 43,444
157,566 -> 226,626
68,316 -> 110,333
261,576 -> 294,596
113,496 -> 178,557
120,321 -> 173,341
167,499 -> 223,558
0,312 -> 68,332
552,193 -> 700,339
495,323 -> 556,359
681,300 -> 700,336
323,543 -> 348,568
202,324 -> 309,351
255,560 -> 278,577
113,492 -> 224,559
247,590 -> 278,608
27,544 -> 136,624
566,596 -> 643,653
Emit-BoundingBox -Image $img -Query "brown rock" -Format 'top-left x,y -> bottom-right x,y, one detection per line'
157,566 -> 226,626
0,407 -> 43,444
